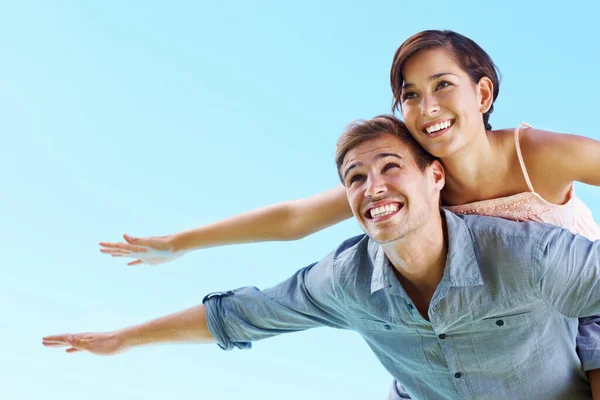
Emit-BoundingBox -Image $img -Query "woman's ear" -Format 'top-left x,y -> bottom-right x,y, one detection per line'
477,76 -> 494,113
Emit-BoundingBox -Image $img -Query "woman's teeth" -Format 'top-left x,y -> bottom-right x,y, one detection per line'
425,120 -> 452,134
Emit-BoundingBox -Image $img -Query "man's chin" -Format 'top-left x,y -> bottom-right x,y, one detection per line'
367,229 -> 405,244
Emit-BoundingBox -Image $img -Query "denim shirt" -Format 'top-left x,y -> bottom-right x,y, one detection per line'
204,209 -> 600,399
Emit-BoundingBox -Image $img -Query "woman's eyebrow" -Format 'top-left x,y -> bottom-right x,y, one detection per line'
402,72 -> 458,89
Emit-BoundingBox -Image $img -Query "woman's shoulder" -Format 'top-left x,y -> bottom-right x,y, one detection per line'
489,125 -> 563,161
511,126 -> 576,201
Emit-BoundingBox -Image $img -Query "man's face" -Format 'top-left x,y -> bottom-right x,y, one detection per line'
341,134 -> 442,244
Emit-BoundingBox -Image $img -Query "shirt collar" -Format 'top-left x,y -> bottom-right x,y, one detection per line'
369,208 -> 482,295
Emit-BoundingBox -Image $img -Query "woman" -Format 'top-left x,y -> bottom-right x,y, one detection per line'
100,30 -> 600,398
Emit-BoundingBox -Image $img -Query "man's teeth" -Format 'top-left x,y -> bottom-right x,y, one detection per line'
425,120 -> 452,134
370,204 -> 399,219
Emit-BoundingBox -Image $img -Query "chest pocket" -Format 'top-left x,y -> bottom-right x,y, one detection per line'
356,318 -> 397,332
355,316 -> 421,334
469,311 -> 542,373
354,318 -> 429,368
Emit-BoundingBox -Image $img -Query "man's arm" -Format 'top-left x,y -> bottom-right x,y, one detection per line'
204,253 -> 352,351
535,227 -> 600,318
42,304 -> 214,355
44,244 -> 356,355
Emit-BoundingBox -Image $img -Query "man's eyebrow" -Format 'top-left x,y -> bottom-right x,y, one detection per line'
401,72 -> 458,89
343,162 -> 361,181
379,152 -> 403,160
342,152 -> 404,180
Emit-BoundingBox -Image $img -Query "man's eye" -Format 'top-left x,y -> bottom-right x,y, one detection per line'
436,81 -> 452,90
383,163 -> 399,172
349,175 -> 365,185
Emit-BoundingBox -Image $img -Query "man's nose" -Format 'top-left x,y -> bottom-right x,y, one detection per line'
365,175 -> 387,198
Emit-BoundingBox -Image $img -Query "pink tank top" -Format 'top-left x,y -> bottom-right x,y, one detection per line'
444,123 -> 600,241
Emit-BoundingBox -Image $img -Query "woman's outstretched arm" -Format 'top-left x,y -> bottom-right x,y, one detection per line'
99,184 -> 352,265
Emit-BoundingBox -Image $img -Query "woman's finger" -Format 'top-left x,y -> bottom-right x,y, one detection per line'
100,249 -> 130,255
99,242 -> 148,253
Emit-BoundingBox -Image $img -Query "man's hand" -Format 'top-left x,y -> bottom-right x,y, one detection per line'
99,233 -> 183,266
42,332 -> 128,356
43,304 -> 213,357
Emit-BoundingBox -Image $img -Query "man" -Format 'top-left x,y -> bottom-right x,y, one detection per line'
44,115 -> 600,399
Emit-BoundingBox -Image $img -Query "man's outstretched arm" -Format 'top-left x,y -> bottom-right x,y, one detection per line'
42,304 -> 214,356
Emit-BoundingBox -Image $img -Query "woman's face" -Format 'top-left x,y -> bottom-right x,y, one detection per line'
400,48 -> 490,158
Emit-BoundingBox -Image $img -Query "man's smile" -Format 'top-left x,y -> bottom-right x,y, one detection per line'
364,201 -> 404,221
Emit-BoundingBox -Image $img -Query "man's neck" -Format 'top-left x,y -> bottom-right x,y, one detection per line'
381,212 -> 448,318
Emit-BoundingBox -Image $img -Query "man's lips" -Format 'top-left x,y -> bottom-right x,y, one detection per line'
364,201 -> 403,220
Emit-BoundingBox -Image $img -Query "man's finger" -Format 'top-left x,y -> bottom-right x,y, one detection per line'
128,259 -> 144,266
65,334 -> 85,349
66,347 -> 84,353
42,334 -> 83,348
42,341 -> 69,347
43,334 -> 69,343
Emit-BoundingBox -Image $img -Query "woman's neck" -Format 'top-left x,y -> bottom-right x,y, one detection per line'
440,130 -> 506,204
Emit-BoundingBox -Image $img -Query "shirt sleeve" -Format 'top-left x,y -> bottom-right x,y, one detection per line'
202,253 -> 351,351
535,227 -> 600,319
577,316 -> 600,371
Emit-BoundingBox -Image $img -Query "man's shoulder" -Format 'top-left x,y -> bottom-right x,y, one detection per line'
332,234 -> 371,262
328,233 -> 380,273
452,212 -> 568,245
326,234 -> 379,293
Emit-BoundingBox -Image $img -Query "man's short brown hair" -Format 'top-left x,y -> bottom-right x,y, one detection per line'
335,115 -> 437,183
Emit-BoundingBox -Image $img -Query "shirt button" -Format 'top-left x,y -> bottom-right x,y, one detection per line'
407,304 -> 414,310
438,334 -> 446,339
454,372 -> 462,379
496,320 -> 505,326
384,324 -> 392,331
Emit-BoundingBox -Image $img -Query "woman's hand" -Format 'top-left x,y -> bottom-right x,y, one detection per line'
99,234 -> 184,266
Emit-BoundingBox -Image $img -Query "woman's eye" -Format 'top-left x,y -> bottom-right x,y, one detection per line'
402,92 -> 417,102
436,81 -> 452,90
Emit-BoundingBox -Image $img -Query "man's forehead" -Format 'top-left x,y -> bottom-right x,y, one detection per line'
343,135 -> 413,166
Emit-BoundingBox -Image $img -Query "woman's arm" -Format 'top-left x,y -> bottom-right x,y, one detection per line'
520,129 -> 600,200
99,184 -> 352,265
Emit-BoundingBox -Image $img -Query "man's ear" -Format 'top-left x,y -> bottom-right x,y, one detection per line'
429,160 -> 445,194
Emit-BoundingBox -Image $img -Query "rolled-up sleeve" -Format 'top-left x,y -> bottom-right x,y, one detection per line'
203,253 -> 351,351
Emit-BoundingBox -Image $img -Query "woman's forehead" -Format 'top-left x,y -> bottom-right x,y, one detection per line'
402,48 -> 463,82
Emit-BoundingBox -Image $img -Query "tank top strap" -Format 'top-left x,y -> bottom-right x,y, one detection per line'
514,122 -> 535,193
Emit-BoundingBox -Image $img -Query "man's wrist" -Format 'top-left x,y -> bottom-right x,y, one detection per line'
117,326 -> 144,349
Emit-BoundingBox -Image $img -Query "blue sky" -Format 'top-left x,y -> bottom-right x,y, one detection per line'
2,1 -> 600,399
